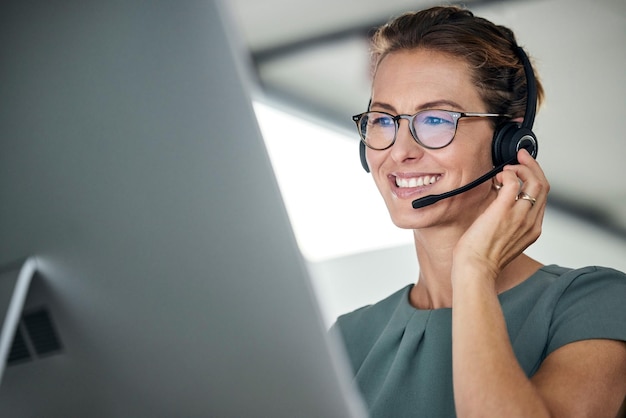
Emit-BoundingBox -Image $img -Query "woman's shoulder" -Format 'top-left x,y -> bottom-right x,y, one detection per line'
515,264 -> 626,319
533,264 -> 626,353
533,264 -> 626,295
331,284 -> 414,352
539,264 -> 625,278
508,264 -> 625,299
330,285 -> 413,373
548,264 -> 626,310
334,284 -> 413,333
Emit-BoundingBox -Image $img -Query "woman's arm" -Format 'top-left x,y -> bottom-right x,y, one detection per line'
450,149 -> 626,417
452,263 -> 626,417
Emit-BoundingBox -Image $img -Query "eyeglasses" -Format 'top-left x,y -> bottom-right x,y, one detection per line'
352,109 -> 510,150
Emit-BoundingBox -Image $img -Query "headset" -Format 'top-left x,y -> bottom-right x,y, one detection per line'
358,46 -> 538,209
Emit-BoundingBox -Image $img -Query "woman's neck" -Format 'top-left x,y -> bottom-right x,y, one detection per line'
409,226 -> 457,309
409,227 -> 543,310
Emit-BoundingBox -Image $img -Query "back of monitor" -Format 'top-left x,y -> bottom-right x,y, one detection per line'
0,1 -> 364,416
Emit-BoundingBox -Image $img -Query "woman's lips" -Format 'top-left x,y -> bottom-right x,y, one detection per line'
390,173 -> 442,198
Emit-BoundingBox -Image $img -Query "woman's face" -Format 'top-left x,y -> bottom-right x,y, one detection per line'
367,48 -> 496,230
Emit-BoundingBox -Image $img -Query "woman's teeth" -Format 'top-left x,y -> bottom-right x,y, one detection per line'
395,175 -> 441,188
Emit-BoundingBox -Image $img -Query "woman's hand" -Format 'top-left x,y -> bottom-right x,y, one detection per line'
452,148 -> 550,281
451,149 -> 555,418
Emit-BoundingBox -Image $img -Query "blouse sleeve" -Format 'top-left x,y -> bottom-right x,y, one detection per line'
547,266 -> 626,356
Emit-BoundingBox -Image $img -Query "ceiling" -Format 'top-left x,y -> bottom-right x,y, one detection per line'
228,0 -> 626,239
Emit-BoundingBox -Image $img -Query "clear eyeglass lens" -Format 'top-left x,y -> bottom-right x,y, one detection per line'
359,112 -> 395,150
413,110 -> 458,149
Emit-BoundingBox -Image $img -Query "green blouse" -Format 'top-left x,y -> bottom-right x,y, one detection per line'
332,265 -> 626,417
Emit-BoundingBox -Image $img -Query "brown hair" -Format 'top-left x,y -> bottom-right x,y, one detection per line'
370,6 -> 544,120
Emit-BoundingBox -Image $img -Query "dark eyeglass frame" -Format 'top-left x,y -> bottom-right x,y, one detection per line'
351,109 -> 511,151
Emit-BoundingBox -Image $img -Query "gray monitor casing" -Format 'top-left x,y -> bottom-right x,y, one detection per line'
0,1 -> 365,416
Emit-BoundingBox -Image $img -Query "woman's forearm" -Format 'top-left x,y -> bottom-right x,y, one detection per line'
451,264 -> 551,418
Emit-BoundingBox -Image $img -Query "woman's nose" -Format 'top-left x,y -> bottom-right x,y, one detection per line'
390,119 -> 425,164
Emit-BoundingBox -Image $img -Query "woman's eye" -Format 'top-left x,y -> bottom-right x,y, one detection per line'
373,117 -> 392,126
422,116 -> 453,126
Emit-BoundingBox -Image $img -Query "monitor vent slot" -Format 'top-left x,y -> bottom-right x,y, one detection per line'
7,327 -> 32,365
6,308 -> 63,367
23,309 -> 62,356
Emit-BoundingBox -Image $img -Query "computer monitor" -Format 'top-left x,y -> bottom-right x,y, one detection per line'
0,1 -> 365,416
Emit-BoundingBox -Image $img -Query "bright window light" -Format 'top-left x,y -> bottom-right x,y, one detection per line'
254,100 -> 413,262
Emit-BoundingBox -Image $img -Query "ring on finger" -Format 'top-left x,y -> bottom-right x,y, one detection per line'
516,191 -> 537,206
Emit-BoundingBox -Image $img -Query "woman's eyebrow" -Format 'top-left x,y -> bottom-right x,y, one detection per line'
370,99 -> 464,113
369,101 -> 396,112
418,100 -> 464,110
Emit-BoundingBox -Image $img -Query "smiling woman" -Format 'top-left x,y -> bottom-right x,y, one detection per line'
329,5 -> 626,418
364,48 -> 507,230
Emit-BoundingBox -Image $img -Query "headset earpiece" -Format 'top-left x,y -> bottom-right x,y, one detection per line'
491,122 -> 538,166
490,46 -> 539,166
359,141 -> 370,172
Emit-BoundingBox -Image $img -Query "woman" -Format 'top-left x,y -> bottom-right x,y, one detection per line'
332,6 -> 626,417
